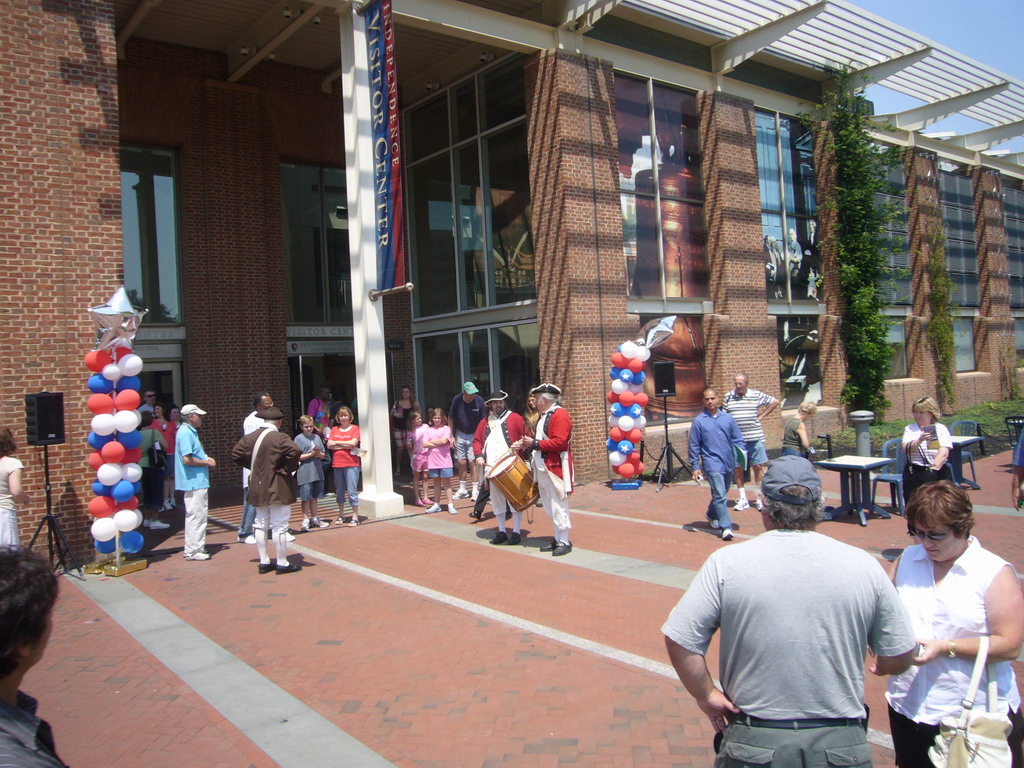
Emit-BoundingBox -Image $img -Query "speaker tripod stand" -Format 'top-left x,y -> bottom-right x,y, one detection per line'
651,396 -> 687,492
28,445 -> 84,580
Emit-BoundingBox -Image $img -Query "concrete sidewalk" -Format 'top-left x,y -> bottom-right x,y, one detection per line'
25,450 -> 1024,767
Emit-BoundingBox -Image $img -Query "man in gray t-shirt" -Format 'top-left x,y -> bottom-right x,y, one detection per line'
662,456 -> 915,767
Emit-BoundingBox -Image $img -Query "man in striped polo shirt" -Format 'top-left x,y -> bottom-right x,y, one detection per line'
722,373 -> 778,511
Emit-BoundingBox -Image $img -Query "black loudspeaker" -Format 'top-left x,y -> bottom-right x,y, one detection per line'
25,392 -> 65,446
652,361 -> 676,398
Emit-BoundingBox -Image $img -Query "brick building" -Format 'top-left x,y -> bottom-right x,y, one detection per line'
1,0 -> 1022,553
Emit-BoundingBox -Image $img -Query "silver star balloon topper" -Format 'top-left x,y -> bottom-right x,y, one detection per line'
89,287 -> 148,352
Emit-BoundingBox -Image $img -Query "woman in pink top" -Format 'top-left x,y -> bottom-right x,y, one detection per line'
155,402 -> 178,511
405,410 -> 430,506
421,408 -> 454,514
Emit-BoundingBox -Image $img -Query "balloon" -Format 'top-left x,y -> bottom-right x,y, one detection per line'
116,496 -> 139,511
628,382 -> 644,394
627,357 -> 644,373
123,447 -> 142,463
114,508 -> 142,532
84,349 -> 113,372
87,394 -> 115,415
617,462 -> 635,478
91,413 -> 116,436
606,390 -> 618,404
606,438 -> 617,452
608,450 -> 625,466
610,379 -> 628,394
100,440 -> 126,463
119,430 -> 142,450
629,451 -> 641,464
620,341 -> 639,359
617,415 -> 635,431
88,495 -> 117,518
115,346 -> 133,360
118,354 -> 143,377
637,415 -> 647,430
91,517 -> 117,542
113,410 -> 140,433
91,481 -> 111,496
87,451 -> 105,471
95,537 -> 117,554
619,391 -> 635,407
88,374 -> 114,394
112,480 -> 135,502
636,346 -> 651,362
114,389 -> 141,411
611,352 -> 627,368
609,427 -> 624,442
610,403 -> 624,418
627,428 -> 643,444
102,363 -> 122,382
116,375 -> 141,392
87,431 -> 113,449
635,461 -> 644,475
609,367 -> 623,380
120,530 -> 144,555
608,415 -> 618,428
633,370 -> 646,384
617,440 -> 634,455
132,481 -> 142,495
619,369 -> 634,383
122,463 -> 142,483
96,463 -> 122,486
629,404 -> 643,419
635,392 -> 649,408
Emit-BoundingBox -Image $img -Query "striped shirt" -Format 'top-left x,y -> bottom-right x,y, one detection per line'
722,388 -> 777,442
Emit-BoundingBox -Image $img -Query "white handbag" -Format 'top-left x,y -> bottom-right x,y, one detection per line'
928,636 -> 1013,768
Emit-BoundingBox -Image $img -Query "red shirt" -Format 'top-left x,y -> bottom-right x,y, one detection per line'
329,425 -> 360,467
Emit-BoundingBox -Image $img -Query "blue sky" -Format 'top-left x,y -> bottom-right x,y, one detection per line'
849,0 -> 1023,155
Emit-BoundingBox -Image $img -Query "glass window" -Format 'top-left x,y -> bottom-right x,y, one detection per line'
493,323 -> 539,412
615,75 -> 707,299
756,112 -> 819,303
1015,319 -> 1024,364
406,58 -> 534,318
954,318 -> 975,372
877,166 -> 912,305
940,171 -> 979,307
279,164 -> 351,324
1005,186 -> 1024,310
887,320 -> 907,379
416,333 -> 461,413
120,146 -> 181,323
778,316 -> 821,408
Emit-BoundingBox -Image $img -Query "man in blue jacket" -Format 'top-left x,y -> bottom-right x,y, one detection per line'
689,387 -> 745,541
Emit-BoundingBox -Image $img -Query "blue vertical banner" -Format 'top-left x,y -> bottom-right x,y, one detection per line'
364,0 -> 405,290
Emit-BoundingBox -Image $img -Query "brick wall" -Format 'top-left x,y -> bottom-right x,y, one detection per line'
524,51 -> 633,482
0,0 -> 122,555
972,167 -> 1013,400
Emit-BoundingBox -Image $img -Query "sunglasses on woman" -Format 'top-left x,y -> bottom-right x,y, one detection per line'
907,526 -> 951,541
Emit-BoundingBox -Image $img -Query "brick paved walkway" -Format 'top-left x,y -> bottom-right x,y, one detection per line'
24,450 -> 1024,767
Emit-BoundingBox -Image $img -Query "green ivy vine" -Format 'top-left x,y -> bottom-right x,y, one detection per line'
925,225 -> 957,406
807,69 -> 901,415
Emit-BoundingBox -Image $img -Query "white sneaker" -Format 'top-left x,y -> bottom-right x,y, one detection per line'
184,552 -> 211,561
721,528 -> 734,541
734,497 -> 750,511
163,500 -> 175,511
301,520 -> 311,532
314,519 -> 330,528
755,496 -> 764,511
244,535 -> 257,544
707,517 -> 721,530
149,520 -> 169,530
470,488 -> 479,501
425,503 -> 441,514
143,520 -> 152,528
448,506 -> 458,515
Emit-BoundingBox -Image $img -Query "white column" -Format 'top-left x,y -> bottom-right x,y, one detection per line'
338,3 -> 404,519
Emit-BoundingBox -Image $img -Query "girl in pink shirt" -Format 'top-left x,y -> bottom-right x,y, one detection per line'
421,408 -> 454,514
406,411 -> 430,506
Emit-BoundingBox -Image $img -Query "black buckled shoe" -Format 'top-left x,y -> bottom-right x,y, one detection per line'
539,539 -> 558,552
257,562 -> 275,574
552,542 -> 572,557
507,532 -> 521,546
275,563 -> 302,575
491,532 -> 509,545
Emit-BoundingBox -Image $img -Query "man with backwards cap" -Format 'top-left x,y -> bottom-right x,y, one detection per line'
231,407 -> 303,575
175,404 -> 216,561
513,383 -> 574,556
472,390 -> 528,545
662,456 -> 916,766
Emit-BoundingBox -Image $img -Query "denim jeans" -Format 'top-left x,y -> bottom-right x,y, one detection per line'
333,465 -> 360,508
706,471 -> 732,530
239,485 -> 256,537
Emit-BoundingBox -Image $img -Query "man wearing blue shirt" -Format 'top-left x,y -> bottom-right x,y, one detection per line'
689,387 -> 745,541
1011,436 -> 1024,508
175,404 -> 216,561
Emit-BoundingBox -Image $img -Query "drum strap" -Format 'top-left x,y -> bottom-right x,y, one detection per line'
483,411 -> 512,456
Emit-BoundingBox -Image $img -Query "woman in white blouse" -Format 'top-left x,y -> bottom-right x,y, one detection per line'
901,396 -> 952,504
884,481 -> 1024,767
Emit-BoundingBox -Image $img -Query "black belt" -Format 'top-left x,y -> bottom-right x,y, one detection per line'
732,714 -> 866,730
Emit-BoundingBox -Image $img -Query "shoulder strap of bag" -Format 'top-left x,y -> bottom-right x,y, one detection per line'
961,635 -> 989,711
252,427 -> 273,469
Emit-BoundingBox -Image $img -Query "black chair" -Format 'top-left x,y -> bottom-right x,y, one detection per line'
871,438 -> 906,516
1006,417 -> 1024,449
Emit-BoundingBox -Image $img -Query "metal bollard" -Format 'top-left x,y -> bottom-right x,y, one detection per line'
849,410 -> 874,457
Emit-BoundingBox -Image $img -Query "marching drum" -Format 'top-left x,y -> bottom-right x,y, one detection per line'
486,451 -> 539,512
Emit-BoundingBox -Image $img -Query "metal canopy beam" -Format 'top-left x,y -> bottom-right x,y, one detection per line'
875,82 -> 1011,132
847,47 -> 932,91
116,0 -> 163,60
227,1 -> 325,83
710,1 -> 827,75
946,119 -> 1024,151
544,0 -> 623,32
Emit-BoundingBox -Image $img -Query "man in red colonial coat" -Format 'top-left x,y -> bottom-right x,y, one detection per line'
472,390 -> 527,545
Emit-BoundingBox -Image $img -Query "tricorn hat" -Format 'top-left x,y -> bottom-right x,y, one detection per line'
530,383 -> 561,396
484,390 -> 508,404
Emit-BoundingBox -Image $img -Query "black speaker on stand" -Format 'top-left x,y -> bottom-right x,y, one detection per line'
650,362 -> 687,491
24,392 -> 83,579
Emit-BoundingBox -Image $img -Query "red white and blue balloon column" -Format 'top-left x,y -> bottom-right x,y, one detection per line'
606,340 -> 651,480
84,288 -> 148,563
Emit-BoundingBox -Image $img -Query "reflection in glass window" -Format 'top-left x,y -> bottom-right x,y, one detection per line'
887,321 -> 908,379
778,317 -> 821,408
1015,319 -> 1024,364
954,318 -> 975,372
409,155 -> 456,317
486,124 -> 535,305
756,112 -> 819,302
493,323 -> 539,411
416,333 -> 461,413
615,75 -> 707,298
280,164 -> 351,324
878,167 -> 912,305
1005,186 -> 1024,310
120,147 -> 181,323
940,171 -> 979,307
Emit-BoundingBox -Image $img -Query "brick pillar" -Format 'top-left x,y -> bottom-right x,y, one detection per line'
178,80 -> 290,485
523,51 -> 632,482
0,0 -> 121,557
972,168 -> 1013,398
903,150 -> 941,400
697,92 -> 780,437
